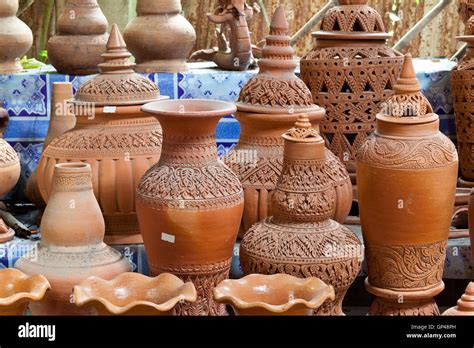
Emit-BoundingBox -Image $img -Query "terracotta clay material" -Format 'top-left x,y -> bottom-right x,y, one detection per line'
443,282 -> 474,315
73,273 -> 197,316
213,274 -> 335,316
48,0 -> 109,75
460,0 -> 474,23
0,218 -> 15,244
137,99 -> 243,316
357,54 -> 458,316
16,163 -> 131,315
469,189 -> 474,260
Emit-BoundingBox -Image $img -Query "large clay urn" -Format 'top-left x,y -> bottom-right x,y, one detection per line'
301,0 -> 404,183
0,104 -> 21,201
240,115 -> 363,316
123,0 -> 196,73
223,6 -> 352,238
0,0 -> 33,74
15,162 -> 131,315
137,99 -> 244,316
37,25 -> 167,245
357,55 -> 458,316
48,0 -> 109,75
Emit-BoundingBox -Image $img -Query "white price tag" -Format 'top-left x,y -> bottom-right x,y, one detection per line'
103,106 -> 116,113
161,233 -> 176,244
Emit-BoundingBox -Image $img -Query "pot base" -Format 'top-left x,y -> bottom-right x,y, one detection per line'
135,59 -> 189,73
458,177 -> 474,188
0,60 -> 22,74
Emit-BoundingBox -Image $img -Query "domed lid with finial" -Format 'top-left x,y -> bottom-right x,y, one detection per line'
443,282 -> 474,315
283,114 -> 324,144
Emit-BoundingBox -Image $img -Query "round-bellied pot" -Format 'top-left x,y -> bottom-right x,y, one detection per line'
443,282 -> 474,316
356,54 -> 458,316
0,104 -> 20,203
137,99 -> 244,316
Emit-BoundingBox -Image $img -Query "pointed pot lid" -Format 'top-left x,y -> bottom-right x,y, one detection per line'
236,6 -> 322,114
455,282 -> 474,312
282,114 -> 324,144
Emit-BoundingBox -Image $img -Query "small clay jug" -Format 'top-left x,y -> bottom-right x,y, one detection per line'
443,282 -> 474,316
0,104 -> 20,200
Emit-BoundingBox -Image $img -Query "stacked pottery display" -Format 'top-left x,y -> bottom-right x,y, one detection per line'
224,6 -> 352,237
48,0 -> 109,75
37,25 -> 167,245
357,55 -> 458,315
123,0 -> 196,73
16,163 -> 131,315
300,0 -> 404,183
240,115 -> 363,316
137,99 -> 243,316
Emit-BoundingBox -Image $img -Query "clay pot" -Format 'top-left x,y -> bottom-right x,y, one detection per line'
37,25 -> 167,245
0,0 -> 33,74
240,114 -> 363,316
460,0 -> 474,23
0,219 -> 14,243
356,55 -> 458,316
15,162 -> 131,315
73,273 -> 197,315
213,274 -> 335,316
300,0 -> 404,183
48,0 -> 109,75
137,99 -> 244,316
0,104 -> 21,202
443,282 -> 474,315
469,189 -> 474,260
224,6 -> 352,238
0,268 -> 50,315
123,0 -> 196,73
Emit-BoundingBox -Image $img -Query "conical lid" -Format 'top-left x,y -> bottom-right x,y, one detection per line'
444,282 -> 474,315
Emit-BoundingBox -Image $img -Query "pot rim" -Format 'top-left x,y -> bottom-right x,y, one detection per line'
141,99 -> 237,118
0,269 -> 51,307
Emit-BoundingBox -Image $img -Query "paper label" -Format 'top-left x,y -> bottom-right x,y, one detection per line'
103,106 -> 116,113
161,233 -> 176,244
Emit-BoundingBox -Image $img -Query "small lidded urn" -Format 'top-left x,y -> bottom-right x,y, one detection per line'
443,282 -> 474,316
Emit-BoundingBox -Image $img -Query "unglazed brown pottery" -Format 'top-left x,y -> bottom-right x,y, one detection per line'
123,0 -> 196,73
0,218 -> 14,243
74,273 -> 197,316
37,25 -> 167,245
443,282 -> 474,315
223,6 -> 352,238
301,0 -> 403,182
16,163 -> 131,315
240,115 -> 363,316
0,104 -> 20,201
357,54 -> 458,316
460,0 -> 474,23
48,0 -> 109,75
137,99 -> 243,316
0,269 -> 50,316
213,274 -> 335,316
469,189 -> 474,259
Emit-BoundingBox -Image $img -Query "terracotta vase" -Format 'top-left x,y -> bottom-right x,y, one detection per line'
240,115 -> 363,316
0,0 -> 33,74
213,274 -> 335,316
356,54 -> 458,316
300,0 -> 404,183
0,104 -> 21,202
73,273 -> 197,315
123,0 -> 196,73
16,162 -> 131,315
443,282 -> 474,315
137,99 -> 244,316
37,25 -> 167,245
48,0 -> 109,75
223,6 -> 352,238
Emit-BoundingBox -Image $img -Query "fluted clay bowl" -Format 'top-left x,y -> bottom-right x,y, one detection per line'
0,269 -> 51,315
73,273 -> 197,316
213,274 -> 335,316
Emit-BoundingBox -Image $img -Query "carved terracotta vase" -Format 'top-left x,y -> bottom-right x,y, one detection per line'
15,163 -> 131,315
48,0 -> 109,75
443,282 -> 474,316
37,25 -> 167,245
0,0 -> 33,74
123,0 -> 196,73
224,6 -> 352,238
357,55 -> 458,316
137,99 -> 244,316
240,115 -> 363,316
301,0 -> 404,183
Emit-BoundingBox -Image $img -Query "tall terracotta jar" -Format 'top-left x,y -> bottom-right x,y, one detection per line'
137,99 -> 244,316
37,25 -> 167,245
223,6 -> 352,238
15,163 -> 131,315
123,0 -> 196,73
357,54 -> 458,316
0,0 -> 33,74
240,115 -> 363,316
300,0 -> 404,183
0,104 -> 21,198
48,0 -> 109,75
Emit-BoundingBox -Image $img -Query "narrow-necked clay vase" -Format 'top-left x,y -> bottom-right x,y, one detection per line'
0,0 -> 33,74
214,274 -> 335,316
48,0 -> 109,75
74,273 -> 197,316
223,6 -> 352,238
443,282 -> 474,315
123,0 -> 196,73
357,54 -> 458,316
240,115 -> 363,316
16,163 -> 131,315
0,104 -> 20,201
37,25 -> 167,245
137,99 -> 244,316
0,268 -> 50,315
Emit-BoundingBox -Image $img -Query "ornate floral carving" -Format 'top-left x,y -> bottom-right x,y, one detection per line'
0,140 -> 19,168
369,298 -> 440,316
